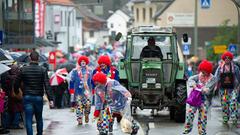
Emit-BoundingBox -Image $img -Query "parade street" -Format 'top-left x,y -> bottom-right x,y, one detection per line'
7,99 -> 240,135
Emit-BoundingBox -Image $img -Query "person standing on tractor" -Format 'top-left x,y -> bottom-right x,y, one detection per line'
69,56 -> 92,125
183,60 -> 216,135
214,51 -> 240,126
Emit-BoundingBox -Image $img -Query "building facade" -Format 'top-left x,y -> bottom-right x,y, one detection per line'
107,9 -> 131,38
131,0 -> 238,57
45,0 -> 83,53
1,0 -> 35,49
78,5 -> 108,47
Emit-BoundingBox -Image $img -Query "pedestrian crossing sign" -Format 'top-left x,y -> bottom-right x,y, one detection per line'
228,44 -> 237,53
182,44 -> 190,55
201,0 -> 211,9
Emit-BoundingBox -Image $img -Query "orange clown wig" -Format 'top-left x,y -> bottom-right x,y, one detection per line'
198,59 -> 213,74
78,55 -> 89,65
97,55 -> 111,66
221,51 -> 233,60
92,72 -> 107,85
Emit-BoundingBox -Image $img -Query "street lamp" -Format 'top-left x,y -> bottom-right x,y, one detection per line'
67,7 -> 75,54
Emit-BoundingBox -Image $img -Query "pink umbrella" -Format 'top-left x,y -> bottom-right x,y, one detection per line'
58,58 -> 68,64
49,68 -> 68,86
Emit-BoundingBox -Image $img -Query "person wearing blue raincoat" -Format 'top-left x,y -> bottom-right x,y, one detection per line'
92,72 -> 138,135
69,56 -> 92,125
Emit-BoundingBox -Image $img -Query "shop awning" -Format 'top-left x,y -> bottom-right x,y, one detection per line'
1,38 -> 57,49
35,38 -> 58,47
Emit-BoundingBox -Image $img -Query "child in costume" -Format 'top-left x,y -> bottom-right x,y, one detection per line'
183,60 -> 217,135
69,56 -> 92,125
92,72 -> 139,135
214,51 -> 240,125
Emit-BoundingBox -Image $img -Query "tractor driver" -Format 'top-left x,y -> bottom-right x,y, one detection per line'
140,37 -> 163,60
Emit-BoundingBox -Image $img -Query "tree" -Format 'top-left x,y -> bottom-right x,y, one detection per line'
207,20 -> 237,62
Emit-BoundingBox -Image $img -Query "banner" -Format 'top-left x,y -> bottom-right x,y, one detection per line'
35,0 -> 45,37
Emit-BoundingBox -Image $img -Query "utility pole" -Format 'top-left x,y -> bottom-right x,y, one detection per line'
194,0 -> 198,56
67,8 -> 75,54
231,0 -> 240,53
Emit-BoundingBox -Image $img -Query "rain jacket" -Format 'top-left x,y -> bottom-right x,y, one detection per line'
91,66 -> 119,90
69,67 -> 92,98
95,78 -> 131,112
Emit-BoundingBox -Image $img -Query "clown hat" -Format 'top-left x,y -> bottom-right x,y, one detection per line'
198,59 -> 213,74
92,72 -> 107,84
78,55 -> 89,65
97,55 -> 111,66
221,51 -> 233,60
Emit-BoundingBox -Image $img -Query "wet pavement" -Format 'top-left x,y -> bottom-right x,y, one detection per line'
133,97 -> 240,135
8,105 -> 144,135
6,98 -> 240,135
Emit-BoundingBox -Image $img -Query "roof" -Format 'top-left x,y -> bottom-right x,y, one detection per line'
35,38 -> 58,47
131,0 -> 173,3
120,5 -> 133,18
45,0 -> 74,6
76,6 -> 106,22
153,0 -> 174,19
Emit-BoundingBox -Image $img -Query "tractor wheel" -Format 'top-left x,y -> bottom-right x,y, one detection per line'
174,83 -> 187,123
169,107 -> 175,120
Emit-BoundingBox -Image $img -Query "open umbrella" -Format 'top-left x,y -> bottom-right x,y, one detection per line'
49,68 -> 68,86
0,48 -> 13,61
57,62 -> 76,73
16,54 -> 48,63
0,63 -> 11,75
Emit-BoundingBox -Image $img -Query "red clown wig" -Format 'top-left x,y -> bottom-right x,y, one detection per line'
92,72 -> 107,84
221,51 -> 233,60
97,55 -> 111,66
198,59 -> 213,74
78,55 -> 89,65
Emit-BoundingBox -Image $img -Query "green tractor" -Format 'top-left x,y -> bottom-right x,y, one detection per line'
117,26 -> 187,123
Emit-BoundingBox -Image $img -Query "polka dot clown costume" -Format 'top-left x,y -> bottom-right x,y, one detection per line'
214,51 -> 240,125
69,55 -> 92,125
183,60 -> 217,135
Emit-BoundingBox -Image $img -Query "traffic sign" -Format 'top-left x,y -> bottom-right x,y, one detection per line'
0,31 -> 3,45
201,0 -> 211,9
182,44 -> 190,55
228,44 -> 237,53
213,45 -> 227,54
182,37 -> 191,45
49,51 -> 56,70
48,51 -> 56,64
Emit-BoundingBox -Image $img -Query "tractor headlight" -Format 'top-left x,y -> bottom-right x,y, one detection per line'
142,83 -> 148,88
155,83 -> 161,88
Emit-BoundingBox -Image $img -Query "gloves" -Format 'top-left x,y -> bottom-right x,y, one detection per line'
94,110 -> 100,117
69,89 -> 75,94
92,89 -> 95,95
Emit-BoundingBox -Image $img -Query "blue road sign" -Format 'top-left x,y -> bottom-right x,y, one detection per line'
0,31 -> 2,45
228,44 -> 237,53
182,44 -> 190,55
201,0 -> 211,9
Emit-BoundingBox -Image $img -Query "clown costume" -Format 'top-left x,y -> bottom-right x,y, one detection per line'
69,56 -> 92,125
214,51 -> 240,125
183,60 -> 217,135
